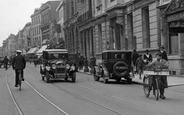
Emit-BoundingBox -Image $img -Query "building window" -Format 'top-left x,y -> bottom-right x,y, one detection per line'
142,6 -> 150,48
169,32 -> 178,55
127,13 -> 135,49
98,24 -> 102,53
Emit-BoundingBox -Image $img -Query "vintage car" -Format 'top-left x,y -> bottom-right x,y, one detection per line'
93,50 -> 134,84
40,49 -> 77,83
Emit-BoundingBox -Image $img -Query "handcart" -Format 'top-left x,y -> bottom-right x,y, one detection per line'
143,69 -> 169,100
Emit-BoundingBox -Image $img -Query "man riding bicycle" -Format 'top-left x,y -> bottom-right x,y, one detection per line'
12,50 -> 26,87
147,52 -> 168,99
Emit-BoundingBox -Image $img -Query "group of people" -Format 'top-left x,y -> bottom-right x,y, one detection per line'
132,45 -> 168,99
3,50 -> 26,87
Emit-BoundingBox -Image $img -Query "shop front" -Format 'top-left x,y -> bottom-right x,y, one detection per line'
162,0 -> 184,75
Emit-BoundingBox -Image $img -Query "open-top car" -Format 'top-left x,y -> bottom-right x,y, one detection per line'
93,50 -> 134,84
40,49 -> 77,83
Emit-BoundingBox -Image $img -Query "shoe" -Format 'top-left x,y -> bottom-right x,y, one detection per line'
22,78 -> 25,81
14,85 -> 18,87
160,95 -> 166,99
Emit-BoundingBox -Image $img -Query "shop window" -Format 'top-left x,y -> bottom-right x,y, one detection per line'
169,32 -> 179,55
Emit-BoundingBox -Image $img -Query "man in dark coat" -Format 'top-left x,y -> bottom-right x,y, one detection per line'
12,50 -> 26,87
159,45 -> 168,61
3,56 -> 9,69
132,49 -> 139,74
143,50 -> 152,64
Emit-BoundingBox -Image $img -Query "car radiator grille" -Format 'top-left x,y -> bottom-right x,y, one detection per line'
56,68 -> 66,73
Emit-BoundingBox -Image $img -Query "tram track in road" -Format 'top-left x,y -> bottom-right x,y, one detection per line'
5,71 -> 69,115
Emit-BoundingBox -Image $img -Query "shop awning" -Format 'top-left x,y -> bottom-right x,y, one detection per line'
36,45 -> 47,54
26,47 -> 39,54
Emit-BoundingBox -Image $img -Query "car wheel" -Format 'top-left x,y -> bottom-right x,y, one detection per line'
103,78 -> 108,84
71,72 -> 76,82
127,78 -> 132,84
45,72 -> 50,83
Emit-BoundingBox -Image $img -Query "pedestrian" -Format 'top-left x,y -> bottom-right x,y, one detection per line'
136,54 -> 145,79
132,48 -> 139,74
143,50 -> 152,65
89,54 -> 96,74
3,56 -> 9,70
147,52 -> 168,99
159,45 -> 168,61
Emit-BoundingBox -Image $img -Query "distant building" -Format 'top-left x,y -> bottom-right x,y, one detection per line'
40,1 -> 61,46
31,8 -> 42,47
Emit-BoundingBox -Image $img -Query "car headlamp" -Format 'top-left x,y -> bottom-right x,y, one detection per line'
46,66 -> 51,71
52,64 -> 56,69
66,64 -> 70,69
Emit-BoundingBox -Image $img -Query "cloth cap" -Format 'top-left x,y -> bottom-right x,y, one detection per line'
16,50 -> 22,53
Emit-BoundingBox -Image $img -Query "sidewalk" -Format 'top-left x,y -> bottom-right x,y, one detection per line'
78,69 -> 184,87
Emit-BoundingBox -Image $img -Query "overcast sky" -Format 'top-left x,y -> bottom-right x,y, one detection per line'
0,0 -> 56,46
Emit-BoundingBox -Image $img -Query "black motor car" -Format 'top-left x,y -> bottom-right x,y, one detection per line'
0,57 -> 4,68
93,50 -> 134,84
40,49 -> 77,83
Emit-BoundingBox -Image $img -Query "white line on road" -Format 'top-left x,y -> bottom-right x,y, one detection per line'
5,72 -> 24,115
25,81 -> 69,115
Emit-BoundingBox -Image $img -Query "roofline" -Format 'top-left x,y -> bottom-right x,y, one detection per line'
102,50 -> 132,53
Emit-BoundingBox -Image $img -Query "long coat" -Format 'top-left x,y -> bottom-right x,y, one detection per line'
12,55 -> 26,70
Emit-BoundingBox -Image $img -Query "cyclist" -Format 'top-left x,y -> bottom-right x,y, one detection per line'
12,50 -> 26,87
147,53 -> 168,99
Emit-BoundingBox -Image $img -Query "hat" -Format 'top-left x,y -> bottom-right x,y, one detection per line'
16,50 -> 22,53
159,45 -> 164,49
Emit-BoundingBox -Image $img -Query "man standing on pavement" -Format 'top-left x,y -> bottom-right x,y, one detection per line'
12,50 -> 26,87
3,56 -> 9,70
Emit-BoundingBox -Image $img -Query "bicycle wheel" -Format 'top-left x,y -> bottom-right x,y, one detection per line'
154,78 -> 159,100
143,75 -> 150,97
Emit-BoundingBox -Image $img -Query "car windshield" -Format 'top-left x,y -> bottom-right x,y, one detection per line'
111,53 -> 126,59
48,53 -> 67,60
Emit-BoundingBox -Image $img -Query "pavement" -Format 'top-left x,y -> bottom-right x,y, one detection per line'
78,69 -> 184,87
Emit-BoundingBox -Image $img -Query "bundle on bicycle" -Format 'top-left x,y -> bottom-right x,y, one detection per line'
142,53 -> 169,100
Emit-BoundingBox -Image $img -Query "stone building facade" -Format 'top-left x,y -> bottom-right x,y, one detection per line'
40,1 -> 60,46
63,0 -> 79,53
158,0 -> 184,75
31,8 -> 42,47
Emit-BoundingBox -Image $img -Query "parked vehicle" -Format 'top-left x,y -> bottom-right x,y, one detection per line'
40,49 -> 77,83
93,50 -> 134,84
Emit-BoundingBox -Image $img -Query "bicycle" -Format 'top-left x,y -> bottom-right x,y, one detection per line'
17,70 -> 23,91
143,69 -> 169,100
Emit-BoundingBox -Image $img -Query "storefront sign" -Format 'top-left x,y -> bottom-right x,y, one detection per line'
166,12 -> 184,22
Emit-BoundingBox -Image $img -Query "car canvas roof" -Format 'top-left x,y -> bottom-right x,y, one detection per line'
44,49 -> 68,53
